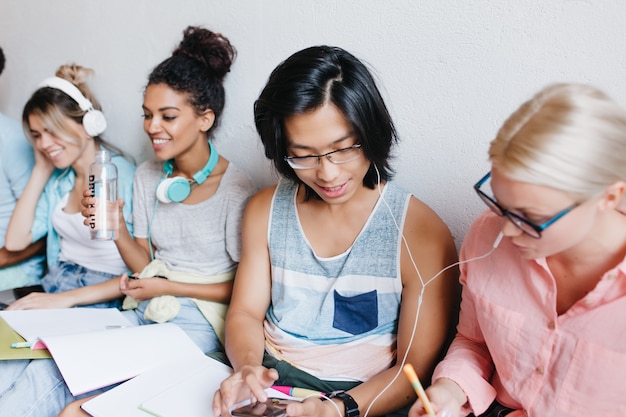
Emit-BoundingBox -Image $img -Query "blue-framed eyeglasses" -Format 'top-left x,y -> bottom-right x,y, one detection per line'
473,172 -> 579,239
284,144 -> 362,170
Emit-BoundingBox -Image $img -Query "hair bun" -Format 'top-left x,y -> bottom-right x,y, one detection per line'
173,26 -> 236,80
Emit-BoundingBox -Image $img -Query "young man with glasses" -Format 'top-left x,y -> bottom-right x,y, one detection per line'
213,45 -> 459,417
410,83 -> 626,417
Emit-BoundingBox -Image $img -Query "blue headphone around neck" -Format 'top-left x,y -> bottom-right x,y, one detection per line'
155,141 -> 219,203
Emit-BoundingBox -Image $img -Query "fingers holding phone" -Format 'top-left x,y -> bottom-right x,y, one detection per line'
213,366 -> 280,417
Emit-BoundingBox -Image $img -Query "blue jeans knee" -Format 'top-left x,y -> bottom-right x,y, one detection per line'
41,262 -> 122,309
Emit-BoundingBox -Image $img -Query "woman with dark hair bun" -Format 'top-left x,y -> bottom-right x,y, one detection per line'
148,25 -> 235,127
0,26 -> 256,417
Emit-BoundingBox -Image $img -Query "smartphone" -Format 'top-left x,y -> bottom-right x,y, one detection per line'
128,275 -> 167,280
13,284 -> 45,299
231,398 -> 296,417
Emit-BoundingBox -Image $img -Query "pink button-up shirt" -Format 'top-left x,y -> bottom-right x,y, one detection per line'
434,211 -> 626,417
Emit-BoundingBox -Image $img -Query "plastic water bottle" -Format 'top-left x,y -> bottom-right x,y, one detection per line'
88,150 -> 119,240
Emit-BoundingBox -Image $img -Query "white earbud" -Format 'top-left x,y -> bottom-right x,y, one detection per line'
373,164 -> 381,184
492,231 -> 504,248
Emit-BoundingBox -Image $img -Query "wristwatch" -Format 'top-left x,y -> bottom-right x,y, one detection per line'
327,390 -> 359,417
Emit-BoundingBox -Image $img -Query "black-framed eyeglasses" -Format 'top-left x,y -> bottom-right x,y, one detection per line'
283,144 -> 362,170
473,172 -> 579,239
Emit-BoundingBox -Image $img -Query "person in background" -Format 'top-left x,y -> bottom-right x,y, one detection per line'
409,83 -> 626,417
0,45 -> 45,291
213,45 -> 459,417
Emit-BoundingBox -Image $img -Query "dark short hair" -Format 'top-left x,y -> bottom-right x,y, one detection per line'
254,46 -> 397,199
0,46 -> 5,76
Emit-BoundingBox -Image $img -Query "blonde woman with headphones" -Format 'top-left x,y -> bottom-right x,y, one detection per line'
5,63 -> 135,309
0,63 -> 135,417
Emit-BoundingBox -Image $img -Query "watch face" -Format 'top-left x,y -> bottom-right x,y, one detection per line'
330,391 -> 359,417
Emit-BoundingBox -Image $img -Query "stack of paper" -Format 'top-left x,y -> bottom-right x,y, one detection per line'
83,354 -> 295,417
1,308 -> 297,417
83,351 -> 232,417
0,308 -> 133,347
0,309 -> 204,396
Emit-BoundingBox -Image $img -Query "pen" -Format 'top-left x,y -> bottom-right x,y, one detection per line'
271,385 -> 326,398
11,341 -> 34,349
403,364 -> 435,416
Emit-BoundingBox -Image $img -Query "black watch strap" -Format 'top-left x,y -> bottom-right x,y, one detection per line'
328,390 -> 359,417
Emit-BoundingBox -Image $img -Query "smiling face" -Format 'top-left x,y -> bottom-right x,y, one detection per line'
142,83 -> 214,161
284,103 -> 370,204
27,113 -> 91,169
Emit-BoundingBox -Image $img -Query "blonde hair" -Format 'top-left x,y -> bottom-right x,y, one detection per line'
23,64 -> 125,156
55,64 -> 103,112
489,83 -> 626,201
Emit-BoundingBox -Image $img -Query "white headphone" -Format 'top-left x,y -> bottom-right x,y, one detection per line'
39,76 -> 108,137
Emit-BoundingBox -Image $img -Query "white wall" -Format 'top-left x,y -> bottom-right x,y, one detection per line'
1,0 -> 625,247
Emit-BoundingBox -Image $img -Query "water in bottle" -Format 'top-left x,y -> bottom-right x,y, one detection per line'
88,150 -> 119,240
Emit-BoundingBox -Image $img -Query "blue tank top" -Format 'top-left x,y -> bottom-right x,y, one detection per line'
264,180 -> 409,381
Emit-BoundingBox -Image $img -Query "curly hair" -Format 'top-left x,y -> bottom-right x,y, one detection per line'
147,26 -> 236,136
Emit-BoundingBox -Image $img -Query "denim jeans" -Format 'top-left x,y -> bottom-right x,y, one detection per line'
42,261 -> 122,309
0,359 -> 109,417
122,296 -> 222,354
0,296 -> 220,417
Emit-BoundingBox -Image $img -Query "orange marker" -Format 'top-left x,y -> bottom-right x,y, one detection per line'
403,364 -> 435,416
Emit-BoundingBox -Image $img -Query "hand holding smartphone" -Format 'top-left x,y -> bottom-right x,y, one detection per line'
231,398 -> 298,417
12,284 -> 45,299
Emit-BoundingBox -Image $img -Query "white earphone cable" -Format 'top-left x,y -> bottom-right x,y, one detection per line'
363,166 -> 502,417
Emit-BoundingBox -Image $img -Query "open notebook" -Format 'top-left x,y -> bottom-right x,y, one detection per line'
0,308 -> 203,395
0,317 -> 51,360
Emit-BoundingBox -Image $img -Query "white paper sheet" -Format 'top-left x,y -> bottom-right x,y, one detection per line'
82,352 -> 231,417
39,322 -> 204,395
82,353 -> 295,417
139,355 -> 234,417
0,308 -> 133,344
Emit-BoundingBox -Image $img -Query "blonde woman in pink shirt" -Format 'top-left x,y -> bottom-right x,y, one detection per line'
410,83 -> 626,417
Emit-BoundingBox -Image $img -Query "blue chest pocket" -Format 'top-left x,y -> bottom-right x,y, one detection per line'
332,289 -> 378,335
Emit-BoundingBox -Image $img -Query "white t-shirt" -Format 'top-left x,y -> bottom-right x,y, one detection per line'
53,194 -> 127,275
